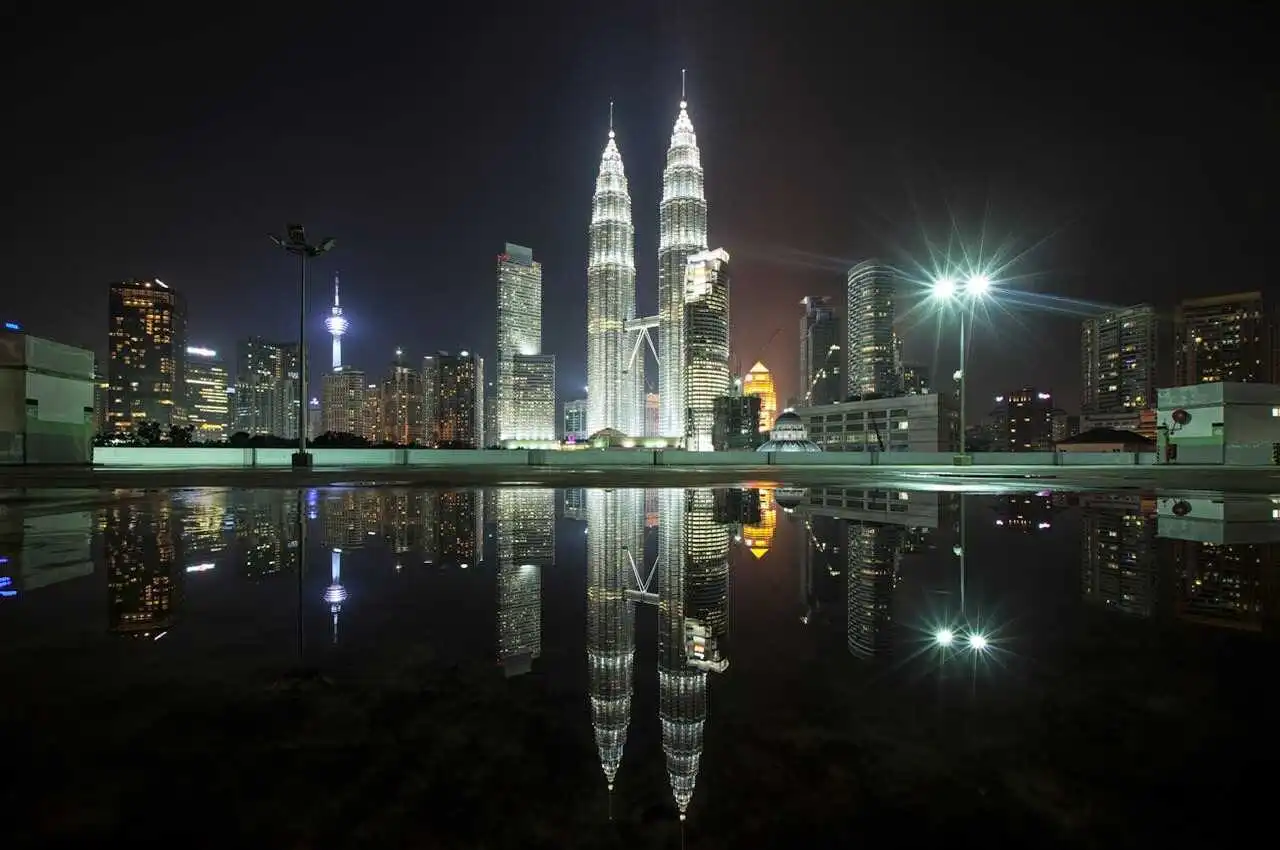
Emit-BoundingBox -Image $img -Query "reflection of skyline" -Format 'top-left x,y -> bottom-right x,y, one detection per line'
105,501 -> 182,637
741,487 -> 776,559
794,488 -> 941,659
1079,493 -> 1160,616
1080,494 -> 1280,632
586,488 -> 643,791
496,489 -> 554,675
993,492 -> 1057,533
845,522 -> 901,658
657,488 -> 730,819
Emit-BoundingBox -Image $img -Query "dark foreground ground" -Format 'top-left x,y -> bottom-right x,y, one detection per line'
1,609 -> 1271,849
3,462 -> 1280,496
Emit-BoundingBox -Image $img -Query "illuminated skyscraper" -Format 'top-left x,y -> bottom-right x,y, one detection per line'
742,361 -> 777,434
658,82 -> 709,440
496,244 -> 553,442
846,260 -> 898,398
1081,304 -> 1164,416
381,348 -> 425,445
586,488 -> 643,791
235,337 -> 288,436
183,346 -> 229,441
320,369 -> 366,437
587,110 -> 642,436
324,272 -> 349,372
683,248 -> 731,450
431,351 -> 483,448
107,278 -> 186,432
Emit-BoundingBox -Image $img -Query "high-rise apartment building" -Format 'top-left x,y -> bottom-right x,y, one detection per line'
1000,386 -> 1055,452
421,354 -> 438,446
496,244 -> 553,441
381,349 -> 425,445
183,346 -> 229,441
1081,304 -> 1165,415
1174,292 -> 1274,385
587,114 -> 642,436
107,278 -> 186,432
279,343 -> 306,441
320,370 -> 366,437
658,94 -> 709,440
800,296 -> 842,405
563,398 -> 588,441
742,361 -> 777,434
432,350 -> 484,448
846,261 -> 897,398
234,338 -> 302,437
683,248 -> 731,450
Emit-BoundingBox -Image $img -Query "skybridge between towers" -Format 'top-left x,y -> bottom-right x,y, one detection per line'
623,315 -> 660,375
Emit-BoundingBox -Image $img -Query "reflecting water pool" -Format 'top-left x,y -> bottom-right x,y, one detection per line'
1,486 -> 1276,846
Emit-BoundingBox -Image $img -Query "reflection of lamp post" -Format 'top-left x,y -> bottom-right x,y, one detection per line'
270,224 -> 336,469
930,273 -> 990,455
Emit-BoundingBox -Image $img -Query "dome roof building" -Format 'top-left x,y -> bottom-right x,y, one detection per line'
757,410 -> 822,453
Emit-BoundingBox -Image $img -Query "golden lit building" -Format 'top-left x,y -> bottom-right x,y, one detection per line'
742,361 -> 777,433
107,278 -> 186,432
741,487 -> 777,558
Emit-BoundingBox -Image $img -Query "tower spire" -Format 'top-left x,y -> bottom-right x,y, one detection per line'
333,271 -> 340,307
608,99 -> 614,139
681,68 -> 686,107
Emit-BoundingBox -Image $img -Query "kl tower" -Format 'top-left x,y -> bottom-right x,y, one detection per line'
324,272 -> 349,371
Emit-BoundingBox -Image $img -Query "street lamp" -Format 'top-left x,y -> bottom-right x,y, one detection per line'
270,224 -> 336,469
930,273 -> 991,457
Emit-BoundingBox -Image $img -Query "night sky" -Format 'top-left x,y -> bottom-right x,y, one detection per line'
6,2 -> 1274,412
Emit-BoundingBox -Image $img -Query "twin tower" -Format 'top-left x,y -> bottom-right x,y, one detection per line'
586,79 -> 725,443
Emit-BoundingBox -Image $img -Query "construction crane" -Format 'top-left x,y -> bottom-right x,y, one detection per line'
736,326 -> 782,379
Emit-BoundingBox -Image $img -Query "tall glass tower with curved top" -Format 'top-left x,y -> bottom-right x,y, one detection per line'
658,93 -> 708,440
587,114 -> 641,436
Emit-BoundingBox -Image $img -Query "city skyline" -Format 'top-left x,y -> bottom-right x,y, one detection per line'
8,6 -> 1271,411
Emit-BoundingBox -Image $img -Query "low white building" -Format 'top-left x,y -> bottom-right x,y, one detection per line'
1156,382 -> 1280,465
792,393 -> 957,453
0,328 -> 95,464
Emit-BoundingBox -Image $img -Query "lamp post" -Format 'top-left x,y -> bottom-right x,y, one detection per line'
270,224 -> 336,469
930,273 -> 990,456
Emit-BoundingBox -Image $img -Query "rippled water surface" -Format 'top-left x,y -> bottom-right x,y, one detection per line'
1,485 -> 1275,847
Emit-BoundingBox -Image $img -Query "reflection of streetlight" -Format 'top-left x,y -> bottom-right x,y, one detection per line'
270,224 -> 336,469
968,632 -> 989,652
934,628 -> 955,647
930,273 -> 992,456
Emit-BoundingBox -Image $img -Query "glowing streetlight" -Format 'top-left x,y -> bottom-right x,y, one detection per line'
934,628 -> 955,647
967,632 -> 989,652
929,271 -> 994,458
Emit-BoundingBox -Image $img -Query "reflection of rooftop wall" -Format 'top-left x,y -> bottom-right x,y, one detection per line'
93,446 -> 1171,469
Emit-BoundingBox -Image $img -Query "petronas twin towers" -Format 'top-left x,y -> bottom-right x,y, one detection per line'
586,78 -> 711,439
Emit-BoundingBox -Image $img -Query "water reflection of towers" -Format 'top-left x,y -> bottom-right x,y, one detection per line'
496,489 -> 554,675
586,488 -> 643,789
104,500 -> 182,637
657,488 -> 730,819
585,487 -> 731,820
